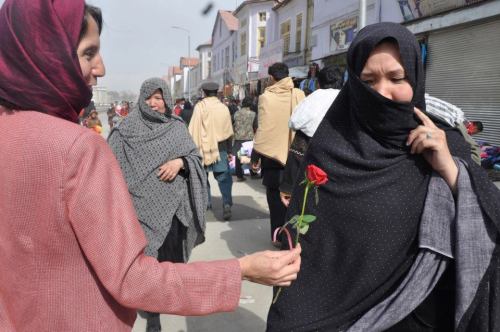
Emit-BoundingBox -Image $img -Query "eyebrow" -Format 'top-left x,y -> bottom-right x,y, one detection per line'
81,45 -> 99,54
360,68 -> 406,77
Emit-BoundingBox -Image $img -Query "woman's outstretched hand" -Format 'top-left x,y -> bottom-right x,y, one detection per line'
158,158 -> 184,182
238,244 -> 301,287
407,108 -> 458,192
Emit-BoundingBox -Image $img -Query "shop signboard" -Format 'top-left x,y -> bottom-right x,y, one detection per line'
398,0 -> 487,21
330,16 -> 357,54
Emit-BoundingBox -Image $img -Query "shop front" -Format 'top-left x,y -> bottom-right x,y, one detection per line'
423,17 -> 500,146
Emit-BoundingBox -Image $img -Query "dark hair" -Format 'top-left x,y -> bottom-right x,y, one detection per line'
307,63 -> 320,79
78,4 -> 103,43
241,96 -> 253,108
472,121 -> 484,132
318,65 -> 342,89
268,62 -> 289,81
203,90 -> 218,97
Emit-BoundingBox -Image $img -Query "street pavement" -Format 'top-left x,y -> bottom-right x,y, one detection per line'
132,175 -> 276,332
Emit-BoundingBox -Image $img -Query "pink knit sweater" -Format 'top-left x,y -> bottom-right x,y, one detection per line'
0,108 -> 241,331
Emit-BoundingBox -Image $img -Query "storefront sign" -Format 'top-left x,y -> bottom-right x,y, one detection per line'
398,0 -> 487,21
330,17 -> 357,54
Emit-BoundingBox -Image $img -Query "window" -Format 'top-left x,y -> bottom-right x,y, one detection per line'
213,55 -> 217,71
225,46 -> 230,68
280,20 -> 291,55
257,27 -> 266,57
240,31 -> 247,56
259,12 -> 267,22
296,13 -> 302,52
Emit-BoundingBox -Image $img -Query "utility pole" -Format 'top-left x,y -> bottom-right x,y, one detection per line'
359,0 -> 367,30
172,26 -> 191,101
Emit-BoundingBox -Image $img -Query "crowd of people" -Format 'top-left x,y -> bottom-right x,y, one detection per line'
1,1 -> 500,332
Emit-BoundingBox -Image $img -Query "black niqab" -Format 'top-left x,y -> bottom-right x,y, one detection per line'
267,22 -> 500,332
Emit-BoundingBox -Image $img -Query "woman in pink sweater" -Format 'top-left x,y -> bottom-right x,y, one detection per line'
0,1 -> 301,331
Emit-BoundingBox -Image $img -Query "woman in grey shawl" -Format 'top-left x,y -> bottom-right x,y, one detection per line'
108,78 -> 207,331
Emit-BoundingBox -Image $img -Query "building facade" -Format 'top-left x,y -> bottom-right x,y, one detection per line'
404,0 -> 500,146
211,10 -> 239,95
233,0 -> 274,97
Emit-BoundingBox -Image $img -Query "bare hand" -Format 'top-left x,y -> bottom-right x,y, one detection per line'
407,108 -> 458,192
227,153 -> 233,162
158,158 -> 183,182
238,245 -> 301,287
280,192 -> 291,207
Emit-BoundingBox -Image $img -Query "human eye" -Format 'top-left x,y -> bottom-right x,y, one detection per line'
83,47 -> 98,60
392,76 -> 408,84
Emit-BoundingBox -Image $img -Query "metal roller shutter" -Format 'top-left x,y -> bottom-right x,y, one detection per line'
425,18 -> 500,146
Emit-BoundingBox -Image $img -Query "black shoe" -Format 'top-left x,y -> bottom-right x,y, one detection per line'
236,177 -> 246,182
223,205 -> 232,220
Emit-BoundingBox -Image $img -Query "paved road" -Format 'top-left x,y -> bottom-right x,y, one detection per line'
132,175 -> 275,332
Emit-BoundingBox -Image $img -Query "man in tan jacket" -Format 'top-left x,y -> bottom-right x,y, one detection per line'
252,62 -> 305,246
189,82 -> 234,220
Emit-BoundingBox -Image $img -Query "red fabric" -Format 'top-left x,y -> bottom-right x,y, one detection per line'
0,0 -> 91,123
0,108 -> 242,331
173,105 -> 183,116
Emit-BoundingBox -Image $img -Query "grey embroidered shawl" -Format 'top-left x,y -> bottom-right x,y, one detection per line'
347,160 -> 497,331
108,78 -> 207,259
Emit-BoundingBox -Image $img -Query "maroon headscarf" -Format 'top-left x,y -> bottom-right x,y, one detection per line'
0,0 -> 92,123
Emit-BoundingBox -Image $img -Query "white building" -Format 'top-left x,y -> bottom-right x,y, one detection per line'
91,85 -> 109,107
210,10 -> 239,94
272,0 -> 309,69
232,0 -> 274,97
166,66 -> 184,100
189,40 -> 212,98
179,57 -> 199,100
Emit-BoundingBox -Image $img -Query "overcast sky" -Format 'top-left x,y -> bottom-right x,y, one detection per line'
88,0 -> 244,92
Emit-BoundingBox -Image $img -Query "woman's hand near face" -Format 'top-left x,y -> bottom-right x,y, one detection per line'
238,244 -> 301,286
407,108 -> 458,192
158,158 -> 184,182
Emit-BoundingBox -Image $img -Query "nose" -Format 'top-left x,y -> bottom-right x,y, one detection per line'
92,54 -> 106,78
373,80 -> 392,100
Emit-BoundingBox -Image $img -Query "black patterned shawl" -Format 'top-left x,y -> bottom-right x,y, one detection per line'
267,23 -> 500,331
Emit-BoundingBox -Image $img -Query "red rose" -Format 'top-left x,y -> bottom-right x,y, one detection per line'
306,164 -> 328,185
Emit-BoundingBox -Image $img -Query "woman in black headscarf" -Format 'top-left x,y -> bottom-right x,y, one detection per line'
267,22 -> 500,331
